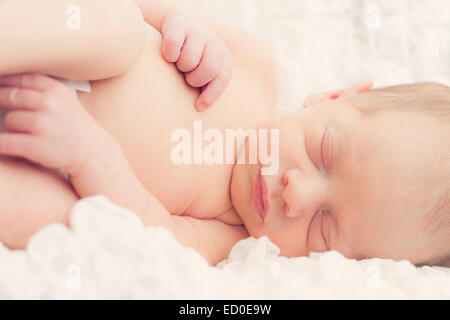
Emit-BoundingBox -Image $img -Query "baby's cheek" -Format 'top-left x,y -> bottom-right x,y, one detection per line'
267,229 -> 309,258
277,128 -> 304,164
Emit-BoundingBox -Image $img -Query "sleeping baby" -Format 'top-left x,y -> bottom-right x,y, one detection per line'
0,0 -> 448,267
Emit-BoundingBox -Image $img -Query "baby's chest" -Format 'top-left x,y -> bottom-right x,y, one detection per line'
78,80 -> 236,218
76,24 -> 274,218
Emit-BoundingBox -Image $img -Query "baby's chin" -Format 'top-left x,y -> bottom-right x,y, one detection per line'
229,164 -> 248,214
230,163 -> 257,227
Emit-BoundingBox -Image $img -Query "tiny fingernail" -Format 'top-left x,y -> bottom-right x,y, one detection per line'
10,89 -> 19,104
197,102 -> 208,111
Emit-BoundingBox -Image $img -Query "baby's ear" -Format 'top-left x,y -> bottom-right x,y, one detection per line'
303,80 -> 373,108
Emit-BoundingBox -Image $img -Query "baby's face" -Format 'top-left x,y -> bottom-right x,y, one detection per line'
231,100 -> 436,264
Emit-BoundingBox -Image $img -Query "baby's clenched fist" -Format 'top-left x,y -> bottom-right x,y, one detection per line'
161,11 -> 232,111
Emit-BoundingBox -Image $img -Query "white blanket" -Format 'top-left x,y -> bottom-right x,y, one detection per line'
0,0 -> 449,299
1,196 -> 449,299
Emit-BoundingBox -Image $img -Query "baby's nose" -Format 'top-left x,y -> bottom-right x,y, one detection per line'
282,168 -> 327,218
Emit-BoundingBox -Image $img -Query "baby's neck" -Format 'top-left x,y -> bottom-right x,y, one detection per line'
182,161 -> 237,221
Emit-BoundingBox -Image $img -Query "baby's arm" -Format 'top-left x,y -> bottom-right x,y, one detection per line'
0,74 -> 246,265
0,0 -> 146,80
135,0 -> 233,111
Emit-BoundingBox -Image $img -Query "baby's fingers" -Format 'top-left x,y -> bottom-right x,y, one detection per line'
303,92 -> 339,108
162,14 -> 187,63
4,111 -> 44,134
0,73 -> 59,92
195,58 -> 232,111
0,133 -> 41,161
176,32 -> 205,73
0,87 -> 48,111
339,80 -> 373,98
185,42 -> 225,88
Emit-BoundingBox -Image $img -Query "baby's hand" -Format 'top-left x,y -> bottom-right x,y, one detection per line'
303,80 -> 373,107
0,74 -> 106,176
161,11 -> 232,112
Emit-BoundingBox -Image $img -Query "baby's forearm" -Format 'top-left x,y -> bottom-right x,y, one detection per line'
69,130 -> 176,233
69,132 -> 235,265
0,0 -> 146,80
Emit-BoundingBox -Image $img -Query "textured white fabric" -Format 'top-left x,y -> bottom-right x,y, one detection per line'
0,195 -> 449,299
0,0 -> 449,299
179,0 -> 450,112
50,77 -> 91,97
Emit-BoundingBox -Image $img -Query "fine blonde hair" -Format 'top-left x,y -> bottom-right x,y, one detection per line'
347,82 -> 450,266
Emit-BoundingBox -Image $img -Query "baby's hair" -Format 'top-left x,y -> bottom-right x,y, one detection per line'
344,82 -> 450,267
350,82 -> 450,120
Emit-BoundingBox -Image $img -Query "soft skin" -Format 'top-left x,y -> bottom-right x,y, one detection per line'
0,0 -> 443,266
231,96 -> 441,264
0,0 -> 276,266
